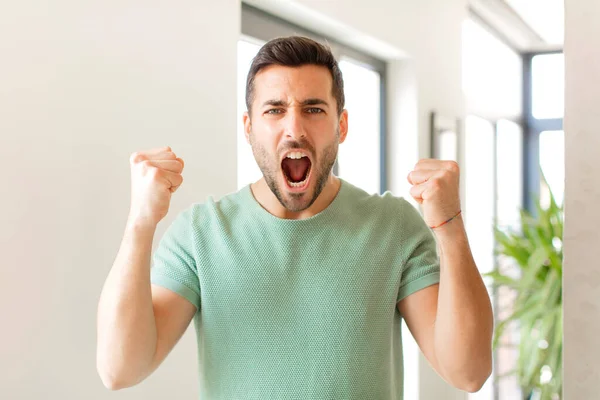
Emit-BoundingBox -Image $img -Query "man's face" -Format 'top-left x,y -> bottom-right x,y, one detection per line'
243,64 -> 348,212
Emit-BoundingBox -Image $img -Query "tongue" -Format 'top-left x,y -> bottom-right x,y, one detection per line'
282,158 -> 310,182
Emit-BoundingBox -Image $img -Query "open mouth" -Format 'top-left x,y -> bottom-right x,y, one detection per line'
281,151 -> 312,190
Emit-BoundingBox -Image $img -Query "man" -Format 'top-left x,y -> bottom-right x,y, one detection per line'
96,36 -> 493,399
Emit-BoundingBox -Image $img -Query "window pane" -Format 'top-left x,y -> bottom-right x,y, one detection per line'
462,19 -> 522,120
496,120 -> 523,228
465,115 -> 496,276
496,119 -> 523,400
532,53 -> 564,120
438,130 -> 458,162
539,130 -> 564,207
337,58 -> 381,194
465,116 -> 495,400
237,39 -> 263,190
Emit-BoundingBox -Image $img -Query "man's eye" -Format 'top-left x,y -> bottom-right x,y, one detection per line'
306,108 -> 324,114
266,109 -> 283,115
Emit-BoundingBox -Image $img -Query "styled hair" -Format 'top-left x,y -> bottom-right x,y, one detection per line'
245,36 -> 345,116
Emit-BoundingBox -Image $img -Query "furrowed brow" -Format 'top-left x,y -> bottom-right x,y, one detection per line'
261,98 -> 330,108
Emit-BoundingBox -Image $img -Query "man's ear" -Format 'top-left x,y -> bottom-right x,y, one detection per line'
338,109 -> 348,144
243,111 -> 251,144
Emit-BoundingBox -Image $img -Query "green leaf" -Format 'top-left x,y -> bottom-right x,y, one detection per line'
483,270 -> 519,288
492,295 -> 547,349
488,180 -> 563,396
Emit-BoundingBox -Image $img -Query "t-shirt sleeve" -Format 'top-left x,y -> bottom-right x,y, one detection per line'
150,206 -> 201,310
396,198 -> 441,303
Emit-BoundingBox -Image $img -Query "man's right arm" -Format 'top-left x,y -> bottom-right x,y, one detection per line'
96,218 -> 196,390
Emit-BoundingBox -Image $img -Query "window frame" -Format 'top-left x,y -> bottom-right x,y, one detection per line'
522,50 -> 564,213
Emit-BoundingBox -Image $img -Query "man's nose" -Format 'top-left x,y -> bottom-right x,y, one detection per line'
284,109 -> 306,140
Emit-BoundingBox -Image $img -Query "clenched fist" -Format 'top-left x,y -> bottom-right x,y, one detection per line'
407,159 -> 461,229
128,146 -> 184,227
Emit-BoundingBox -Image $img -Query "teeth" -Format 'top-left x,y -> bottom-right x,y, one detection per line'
287,178 -> 308,187
286,151 -> 307,159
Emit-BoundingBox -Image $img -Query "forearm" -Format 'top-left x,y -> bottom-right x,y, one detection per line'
432,216 -> 494,390
96,217 -> 159,389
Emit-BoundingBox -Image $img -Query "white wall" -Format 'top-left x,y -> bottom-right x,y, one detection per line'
1,0 -> 469,399
0,1 -> 239,398
563,0 -> 600,398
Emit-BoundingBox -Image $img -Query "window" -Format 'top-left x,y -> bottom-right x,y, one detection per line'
523,51 -> 564,212
532,53 -> 564,120
462,18 -> 522,120
464,117 -> 525,400
463,16 -> 525,400
465,116 -> 496,279
464,116 -> 497,400
496,120 -> 524,229
337,58 -> 381,194
495,120 -> 524,400
237,4 -> 386,194
539,130 -> 564,207
237,38 -> 264,190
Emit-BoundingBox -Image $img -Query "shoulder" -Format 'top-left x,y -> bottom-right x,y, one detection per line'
341,181 -> 427,233
341,180 -> 414,216
159,188 -> 248,247
178,186 -> 249,227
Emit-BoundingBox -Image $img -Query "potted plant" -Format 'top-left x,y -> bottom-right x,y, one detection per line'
485,182 -> 563,399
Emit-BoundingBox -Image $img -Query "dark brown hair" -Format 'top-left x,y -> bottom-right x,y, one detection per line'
245,36 -> 345,116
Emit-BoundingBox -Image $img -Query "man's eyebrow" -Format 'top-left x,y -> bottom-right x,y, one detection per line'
261,98 -> 330,108
301,98 -> 329,107
261,99 -> 287,108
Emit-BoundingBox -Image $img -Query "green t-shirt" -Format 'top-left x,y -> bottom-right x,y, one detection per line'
150,179 -> 440,400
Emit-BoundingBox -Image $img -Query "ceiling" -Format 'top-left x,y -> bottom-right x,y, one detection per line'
469,0 -> 564,53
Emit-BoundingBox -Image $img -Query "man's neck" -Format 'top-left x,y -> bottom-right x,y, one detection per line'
250,175 -> 341,220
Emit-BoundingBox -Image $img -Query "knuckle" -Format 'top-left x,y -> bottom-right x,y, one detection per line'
140,163 -> 160,179
140,160 -> 152,170
130,152 -> 144,164
148,167 -> 160,178
446,160 -> 459,172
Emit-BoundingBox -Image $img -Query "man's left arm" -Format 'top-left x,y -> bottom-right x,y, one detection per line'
397,159 -> 494,393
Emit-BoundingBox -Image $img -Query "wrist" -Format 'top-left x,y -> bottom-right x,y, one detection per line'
429,209 -> 462,229
126,214 -> 159,233
431,214 -> 467,243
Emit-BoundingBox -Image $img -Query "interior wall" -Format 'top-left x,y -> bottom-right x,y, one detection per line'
563,0 -> 600,398
0,1 -> 239,398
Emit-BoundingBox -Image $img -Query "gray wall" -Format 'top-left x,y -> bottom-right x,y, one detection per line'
564,0 -> 600,398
